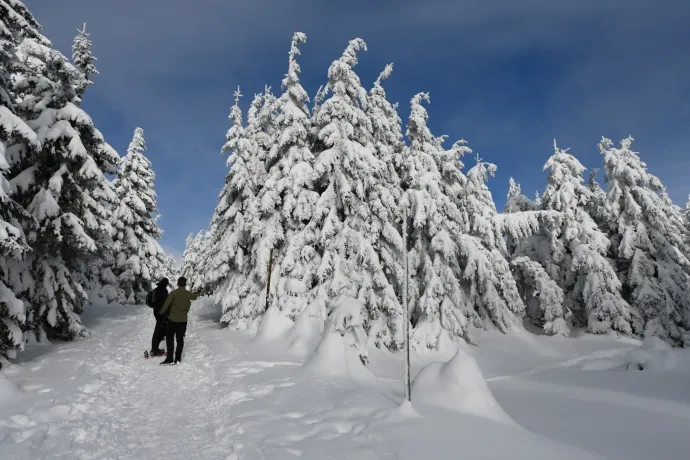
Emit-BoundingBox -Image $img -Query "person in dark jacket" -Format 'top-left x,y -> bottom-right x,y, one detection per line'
159,276 -> 198,365
149,278 -> 170,357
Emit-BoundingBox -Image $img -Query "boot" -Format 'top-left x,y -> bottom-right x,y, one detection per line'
160,358 -> 174,365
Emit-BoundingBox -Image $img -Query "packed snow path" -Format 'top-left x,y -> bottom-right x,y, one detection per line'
2,301 -> 690,459
0,303 -> 399,459
1,306 -> 245,459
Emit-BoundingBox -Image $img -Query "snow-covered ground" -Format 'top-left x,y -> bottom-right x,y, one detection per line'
1,299 -> 689,460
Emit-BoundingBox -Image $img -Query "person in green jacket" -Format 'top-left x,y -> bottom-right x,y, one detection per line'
159,276 -> 199,365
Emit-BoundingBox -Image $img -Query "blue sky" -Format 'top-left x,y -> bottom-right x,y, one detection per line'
26,0 -> 690,260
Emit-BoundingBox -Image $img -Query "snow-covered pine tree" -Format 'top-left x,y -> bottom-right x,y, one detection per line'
161,253 -> 178,284
685,196 -> 690,248
400,93 -> 472,348
511,256 -> 565,334
533,191 -> 542,208
661,190 -> 690,257
365,63 -> 406,347
205,90 -> 246,298
400,95 -> 551,346
250,32 -> 320,322
456,156 -> 528,335
238,87 -> 285,320
598,137 -> 690,345
585,167 -> 607,227
189,231 -> 213,294
212,88 -> 270,328
308,38 -> 403,349
71,23 -> 98,100
5,11 -> 119,340
513,142 -> 634,335
0,141 -> 29,359
111,128 -> 166,303
502,178 -> 542,259
503,178 -> 537,214
179,233 -> 194,278
180,231 -> 202,285
67,22 -> 120,305
0,0 -> 41,356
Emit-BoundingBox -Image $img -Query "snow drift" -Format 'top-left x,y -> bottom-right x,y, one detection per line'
0,374 -> 23,407
286,296 -> 326,357
580,337 -> 682,372
302,296 -> 376,384
254,304 -> 294,343
411,346 -> 515,424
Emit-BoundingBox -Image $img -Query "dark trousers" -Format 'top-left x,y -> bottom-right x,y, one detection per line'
166,321 -> 187,362
151,317 -> 167,352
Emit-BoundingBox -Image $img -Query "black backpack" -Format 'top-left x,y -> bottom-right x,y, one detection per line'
146,289 -> 156,308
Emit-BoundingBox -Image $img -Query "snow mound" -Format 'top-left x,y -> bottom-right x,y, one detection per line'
284,278 -> 306,296
254,304 -> 294,343
0,374 -> 23,407
411,347 -> 515,424
286,297 -> 326,357
379,399 -> 421,424
302,296 -> 376,384
274,277 -> 309,321
580,336 -> 680,372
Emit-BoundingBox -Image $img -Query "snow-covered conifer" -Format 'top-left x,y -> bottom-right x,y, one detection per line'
189,231 -> 213,293
400,93 -> 472,347
0,141 -> 30,358
533,191 -> 542,208
361,63 -> 408,346
684,196 -> 690,247
250,33 -> 320,323
71,23 -> 98,100
180,231 -> 203,286
457,157 -> 527,334
309,38 -> 403,349
0,0 -> 40,354
509,142 -> 635,335
401,95 -> 550,345
111,128 -> 166,303
585,168 -> 607,227
4,13 -> 119,339
511,256 -> 566,334
597,137 -> 688,344
205,89 -> 248,298
504,178 -> 537,213
211,88 -> 270,328
161,254 -> 178,283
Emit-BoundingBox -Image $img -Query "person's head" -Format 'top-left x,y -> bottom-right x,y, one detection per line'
177,276 -> 187,288
158,278 -> 169,288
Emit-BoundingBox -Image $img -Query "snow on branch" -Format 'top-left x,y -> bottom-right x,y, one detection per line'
494,210 -> 563,243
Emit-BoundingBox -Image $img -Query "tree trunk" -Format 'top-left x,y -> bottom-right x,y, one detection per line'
265,248 -> 274,311
402,206 -> 411,402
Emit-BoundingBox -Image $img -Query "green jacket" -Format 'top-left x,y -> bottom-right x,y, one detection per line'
159,287 -> 199,323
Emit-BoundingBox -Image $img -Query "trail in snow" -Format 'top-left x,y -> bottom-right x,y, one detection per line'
2,306 -> 234,459
1,301 -> 690,460
0,304 -> 394,460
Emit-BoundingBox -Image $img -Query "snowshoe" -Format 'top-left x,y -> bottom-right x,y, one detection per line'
145,350 -> 167,359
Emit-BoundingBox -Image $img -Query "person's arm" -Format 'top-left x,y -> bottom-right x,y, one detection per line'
159,291 -> 174,316
190,291 -> 199,301
155,290 -> 168,310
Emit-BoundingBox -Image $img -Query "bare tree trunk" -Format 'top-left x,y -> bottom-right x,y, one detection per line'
265,248 -> 274,311
402,206 -> 411,402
